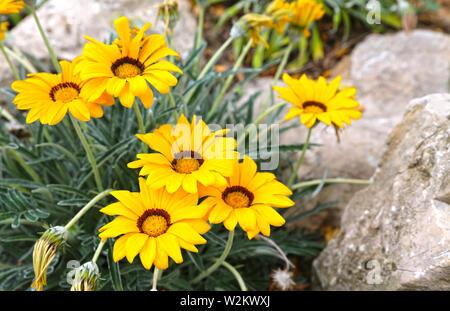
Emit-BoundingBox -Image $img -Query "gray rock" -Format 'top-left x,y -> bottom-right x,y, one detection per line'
312,93 -> 450,290
0,0 -> 197,103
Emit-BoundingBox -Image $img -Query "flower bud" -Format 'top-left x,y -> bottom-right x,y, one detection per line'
31,226 -> 68,291
157,0 -> 179,35
70,261 -> 100,291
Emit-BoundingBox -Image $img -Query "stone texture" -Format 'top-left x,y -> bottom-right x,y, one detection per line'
312,93 -> 450,290
0,0 -> 197,102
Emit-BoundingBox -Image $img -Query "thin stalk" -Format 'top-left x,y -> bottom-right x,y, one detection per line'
70,115 -> 103,192
64,189 -> 113,230
4,46 -> 37,73
287,127 -> 312,188
253,101 -> 287,126
192,230 -> 235,284
236,102 -> 288,147
133,102 -> 146,134
260,41 -> 295,113
198,36 -> 234,79
220,260 -> 247,291
133,102 -> 148,153
30,6 -> 61,73
168,91 -> 179,120
0,219 -> 43,227
151,268 -> 159,291
8,149 -> 42,184
192,5 -> 205,74
257,234 -> 293,270
291,178 -> 373,190
0,106 -> 14,121
92,240 -> 105,264
185,36 -> 234,104
206,38 -> 253,121
0,42 -> 20,80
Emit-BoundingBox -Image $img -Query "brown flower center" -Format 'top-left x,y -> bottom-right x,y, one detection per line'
49,82 -> 80,103
172,151 -> 204,174
222,186 -> 254,209
302,101 -> 327,114
137,209 -> 171,237
111,57 -> 144,79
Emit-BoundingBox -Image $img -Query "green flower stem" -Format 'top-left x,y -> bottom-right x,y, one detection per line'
260,41 -> 295,113
287,127 -> 312,188
0,42 -> 20,80
192,229 -> 235,284
257,234 -> 293,270
133,102 -> 146,134
64,189 -> 113,231
192,5 -> 205,74
236,101 -> 288,147
151,268 -> 160,291
185,36 -> 234,104
3,45 -> 37,74
206,38 -> 253,121
133,102 -> 148,153
92,240 -> 105,264
8,149 -> 42,184
291,178 -> 373,190
0,218 -> 43,227
199,36 -> 234,80
168,91 -> 179,120
0,105 -> 14,121
253,101 -> 287,127
70,115 -> 103,192
30,5 -> 61,73
220,260 -> 247,291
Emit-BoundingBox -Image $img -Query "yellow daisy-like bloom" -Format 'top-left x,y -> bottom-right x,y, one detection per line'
76,16 -> 182,109
288,0 -> 325,31
0,21 -> 9,41
273,73 -> 362,128
98,178 -> 210,270
11,60 -> 114,125
200,156 -> 294,239
0,0 -> 25,14
265,0 -> 291,34
128,114 -> 238,194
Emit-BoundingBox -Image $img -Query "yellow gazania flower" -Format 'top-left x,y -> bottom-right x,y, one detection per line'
273,73 -> 362,128
288,0 -> 325,32
98,178 -> 210,270
0,21 -> 8,41
76,16 -> 182,109
199,156 -> 294,239
128,114 -> 238,194
265,0 -> 292,34
0,0 -> 25,14
11,60 -> 113,125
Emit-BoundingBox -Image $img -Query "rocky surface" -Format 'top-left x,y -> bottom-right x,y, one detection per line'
312,93 -> 450,290
0,0 -> 197,103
